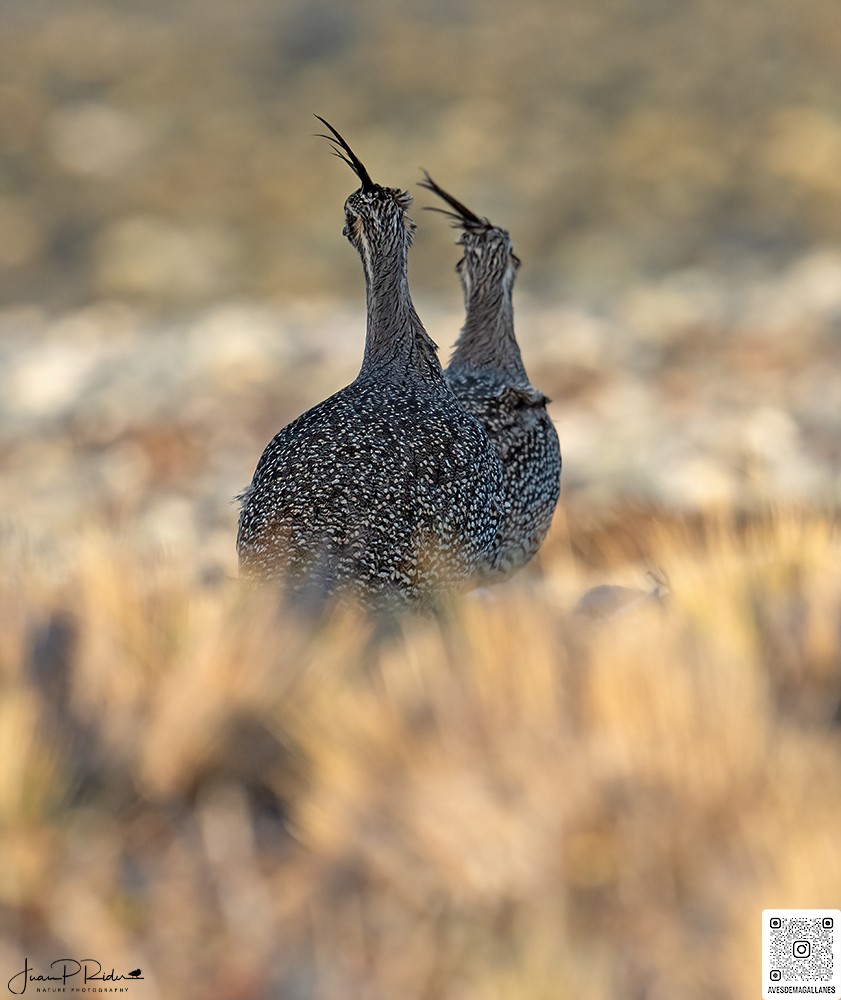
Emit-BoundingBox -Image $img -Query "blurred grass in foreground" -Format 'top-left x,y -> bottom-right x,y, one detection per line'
1,506 -> 840,998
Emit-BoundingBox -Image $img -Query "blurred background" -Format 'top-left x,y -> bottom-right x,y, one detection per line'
5,0 -> 841,305
2,0 -> 841,574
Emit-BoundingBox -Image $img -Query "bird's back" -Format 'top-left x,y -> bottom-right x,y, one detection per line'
237,374 -> 505,608
446,368 -> 560,579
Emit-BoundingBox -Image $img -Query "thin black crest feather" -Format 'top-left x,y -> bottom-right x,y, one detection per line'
418,171 -> 490,231
314,115 -> 374,191
423,205 -> 473,228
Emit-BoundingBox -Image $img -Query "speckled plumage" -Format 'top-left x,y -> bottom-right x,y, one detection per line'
237,122 -> 505,610
420,174 -> 561,580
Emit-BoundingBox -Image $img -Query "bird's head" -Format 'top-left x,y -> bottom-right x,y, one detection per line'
419,172 -> 519,298
315,116 -> 415,259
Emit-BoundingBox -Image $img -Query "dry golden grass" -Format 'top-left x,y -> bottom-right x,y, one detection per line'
1,506 -> 840,999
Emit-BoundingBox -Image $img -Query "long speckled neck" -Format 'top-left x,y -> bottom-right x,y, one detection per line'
449,272 -> 528,384
357,226 -> 445,387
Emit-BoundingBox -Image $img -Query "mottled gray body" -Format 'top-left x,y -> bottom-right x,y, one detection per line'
421,176 -> 561,580
446,370 -> 560,578
237,127 -> 505,610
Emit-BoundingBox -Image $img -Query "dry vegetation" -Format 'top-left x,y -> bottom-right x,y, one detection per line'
2,506 -> 840,999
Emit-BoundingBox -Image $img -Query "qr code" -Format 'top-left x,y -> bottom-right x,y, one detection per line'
763,909 -> 841,998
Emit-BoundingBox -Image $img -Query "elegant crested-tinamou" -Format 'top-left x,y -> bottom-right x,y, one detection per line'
237,120 -> 506,610
420,174 -> 561,580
